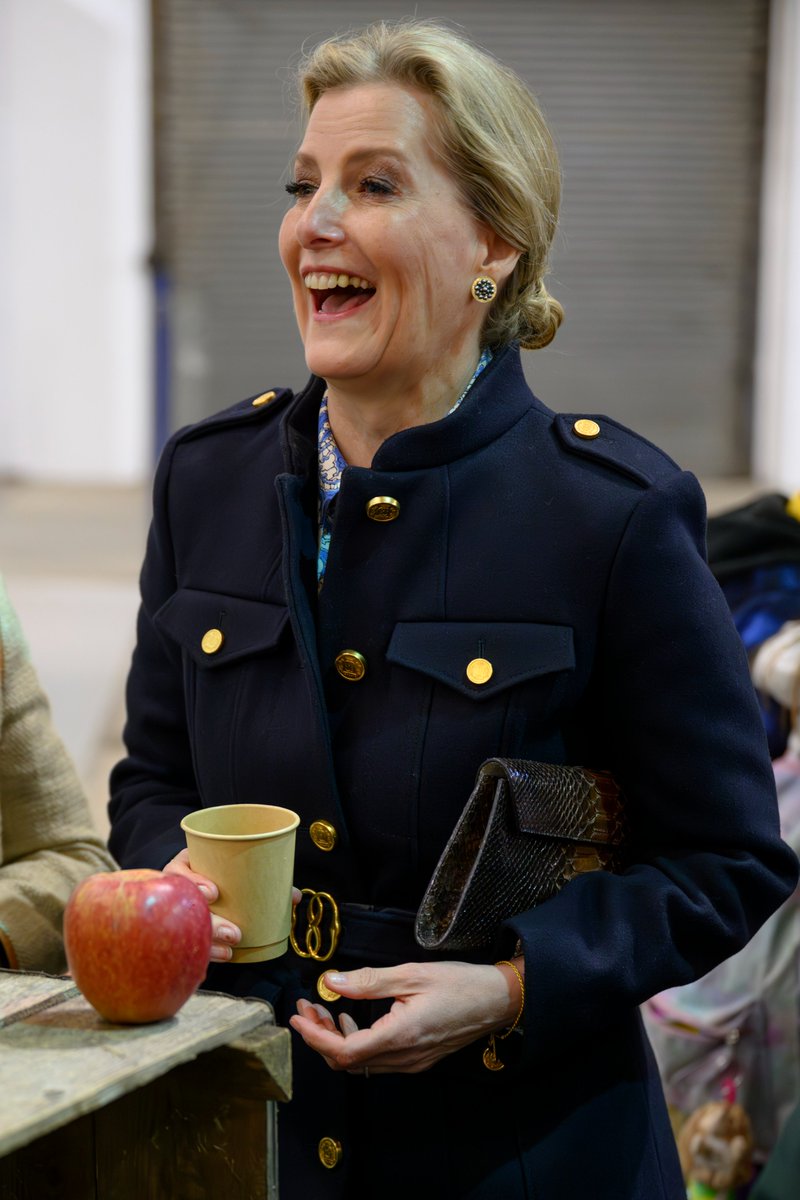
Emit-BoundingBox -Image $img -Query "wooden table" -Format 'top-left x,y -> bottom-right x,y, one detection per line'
0,969 -> 291,1199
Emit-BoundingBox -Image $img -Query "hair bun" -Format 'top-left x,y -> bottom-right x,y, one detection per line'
517,284 -> 563,351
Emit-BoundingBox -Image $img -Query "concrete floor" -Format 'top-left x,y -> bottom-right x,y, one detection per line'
0,474 -> 770,843
0,482 -> 149,838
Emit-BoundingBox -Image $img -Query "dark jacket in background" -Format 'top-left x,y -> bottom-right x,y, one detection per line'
707,493 -> 800,756
109,346 -> 798,1200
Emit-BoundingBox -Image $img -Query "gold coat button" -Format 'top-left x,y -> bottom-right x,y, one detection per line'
317,972 -> 341,1002
251,390 -> 276,407
573,418 -> 600,440
466,657 -> 493,685
335,650 -> 366,681
318,1136 -> 343,1169
310,820 -> 337,851
366,496 -> 400,522
201,628 -> 224,655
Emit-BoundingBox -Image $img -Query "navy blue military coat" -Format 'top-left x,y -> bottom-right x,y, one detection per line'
110,346 -> 798,1199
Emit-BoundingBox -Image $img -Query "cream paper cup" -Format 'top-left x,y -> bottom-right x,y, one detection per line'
180,804 -> 300,963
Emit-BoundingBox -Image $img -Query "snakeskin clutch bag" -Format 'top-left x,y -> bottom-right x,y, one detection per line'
414,758 -> 629,952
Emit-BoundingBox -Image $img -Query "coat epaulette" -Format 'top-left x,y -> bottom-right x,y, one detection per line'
174,387 -> 294,444
553,412 -> 682,488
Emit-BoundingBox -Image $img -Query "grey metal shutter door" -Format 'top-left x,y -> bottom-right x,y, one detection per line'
154,0 -> 767,475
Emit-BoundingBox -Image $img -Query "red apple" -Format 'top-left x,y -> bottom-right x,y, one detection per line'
64,869 -> 212,1024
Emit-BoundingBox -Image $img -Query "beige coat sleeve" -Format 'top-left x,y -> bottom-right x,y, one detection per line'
0,577 -> 117,972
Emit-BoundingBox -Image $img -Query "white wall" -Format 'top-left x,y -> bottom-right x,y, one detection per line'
0,0 -> 151,483
754,0 -> 800,494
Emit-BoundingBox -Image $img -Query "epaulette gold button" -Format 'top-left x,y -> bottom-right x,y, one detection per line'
573,418 -> 600,440
251,390 -> 276,407
201,628 -> 224,655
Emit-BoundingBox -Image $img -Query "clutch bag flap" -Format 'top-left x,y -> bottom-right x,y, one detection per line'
414,758 -> 628,953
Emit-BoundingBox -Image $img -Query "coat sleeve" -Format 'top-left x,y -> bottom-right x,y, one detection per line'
0,580 -> 118,973
502,469 -> 799,1067
108,437 -> 201,869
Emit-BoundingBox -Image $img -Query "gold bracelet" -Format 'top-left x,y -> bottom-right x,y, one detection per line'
483,959 -> 525,1072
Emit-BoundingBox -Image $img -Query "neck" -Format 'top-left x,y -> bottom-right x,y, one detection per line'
324,351 -> 483,468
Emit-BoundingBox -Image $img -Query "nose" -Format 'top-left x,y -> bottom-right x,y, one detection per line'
295,187 -> 347,248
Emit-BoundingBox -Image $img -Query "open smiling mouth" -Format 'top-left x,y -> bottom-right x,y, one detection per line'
304,272 -> 376,316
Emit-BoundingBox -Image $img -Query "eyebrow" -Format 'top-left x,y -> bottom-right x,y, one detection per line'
292,147 -> 410,171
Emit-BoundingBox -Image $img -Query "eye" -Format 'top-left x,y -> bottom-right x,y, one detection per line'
360,176 -> 395,197
285,179 -> 317,200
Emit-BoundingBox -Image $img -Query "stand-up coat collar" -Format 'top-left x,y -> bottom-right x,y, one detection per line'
281,343 -> 543,475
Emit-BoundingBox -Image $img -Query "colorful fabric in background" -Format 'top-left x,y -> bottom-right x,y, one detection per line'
752,623 -> 800,758
707,493 -> 800,757
316,348 -> 492,586
643,618 -> 800,1189
643,516 -> 800,1194
643,750 -> 800,1164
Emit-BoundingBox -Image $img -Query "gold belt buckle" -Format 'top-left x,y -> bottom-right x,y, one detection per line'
290,889 -> 341,962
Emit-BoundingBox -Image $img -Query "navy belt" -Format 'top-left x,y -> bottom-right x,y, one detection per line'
336,906 -> 423,965
326,904 -> 486,967
290,889 -> 490,969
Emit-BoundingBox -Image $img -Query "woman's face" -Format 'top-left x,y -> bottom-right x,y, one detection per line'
279,82 -> 495,392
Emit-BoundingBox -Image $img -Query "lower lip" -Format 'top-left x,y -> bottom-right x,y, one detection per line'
309,292 -> 376,323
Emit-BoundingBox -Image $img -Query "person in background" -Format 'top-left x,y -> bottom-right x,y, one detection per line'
0,575 -> 116,972
108,20 -> 798,1200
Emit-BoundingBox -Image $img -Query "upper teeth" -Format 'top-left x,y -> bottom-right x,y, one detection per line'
304,272 -> 373,290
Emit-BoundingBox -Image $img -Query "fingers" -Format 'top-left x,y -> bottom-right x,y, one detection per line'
164,850 -> 235,960
295,998 -> 358,1036
162,848 -> 191,876
320,962 -> 416,1001
209,912 -> 241,962
290,1009 -> 442,1076
163,847 -> 219,903
290,1002 -> 386,1069
165,855 -> 300,909
292,960 -> 512,1075
294,999 -> 340,1069
292,999 -> 361,1060
339,1011 -> 359,1036
337,1011 -> 366,1074
291,963 -> 421,1073
166,844 -> 297,963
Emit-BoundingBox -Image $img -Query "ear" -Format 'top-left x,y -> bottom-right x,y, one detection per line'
477,226 -> 522,290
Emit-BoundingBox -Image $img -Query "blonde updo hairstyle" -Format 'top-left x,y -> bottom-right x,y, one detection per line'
296,20 -> 563,351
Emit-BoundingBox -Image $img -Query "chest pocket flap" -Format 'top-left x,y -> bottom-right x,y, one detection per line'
387,622 -> 574,701
154,588 -> 289,669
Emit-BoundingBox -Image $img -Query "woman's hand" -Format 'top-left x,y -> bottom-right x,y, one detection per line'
164,849 -> 303,962
289,960 -> 522,1074
163,848 -> 241,961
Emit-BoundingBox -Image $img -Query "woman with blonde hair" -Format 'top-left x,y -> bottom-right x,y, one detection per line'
109,21 -> 797,1198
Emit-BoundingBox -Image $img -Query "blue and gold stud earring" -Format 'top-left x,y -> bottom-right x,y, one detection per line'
470,276 -> 497,303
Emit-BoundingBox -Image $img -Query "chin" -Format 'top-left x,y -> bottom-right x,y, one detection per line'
303,342 -> 378,385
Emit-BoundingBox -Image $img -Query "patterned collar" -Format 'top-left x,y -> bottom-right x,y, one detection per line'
317,348 -> 492,585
